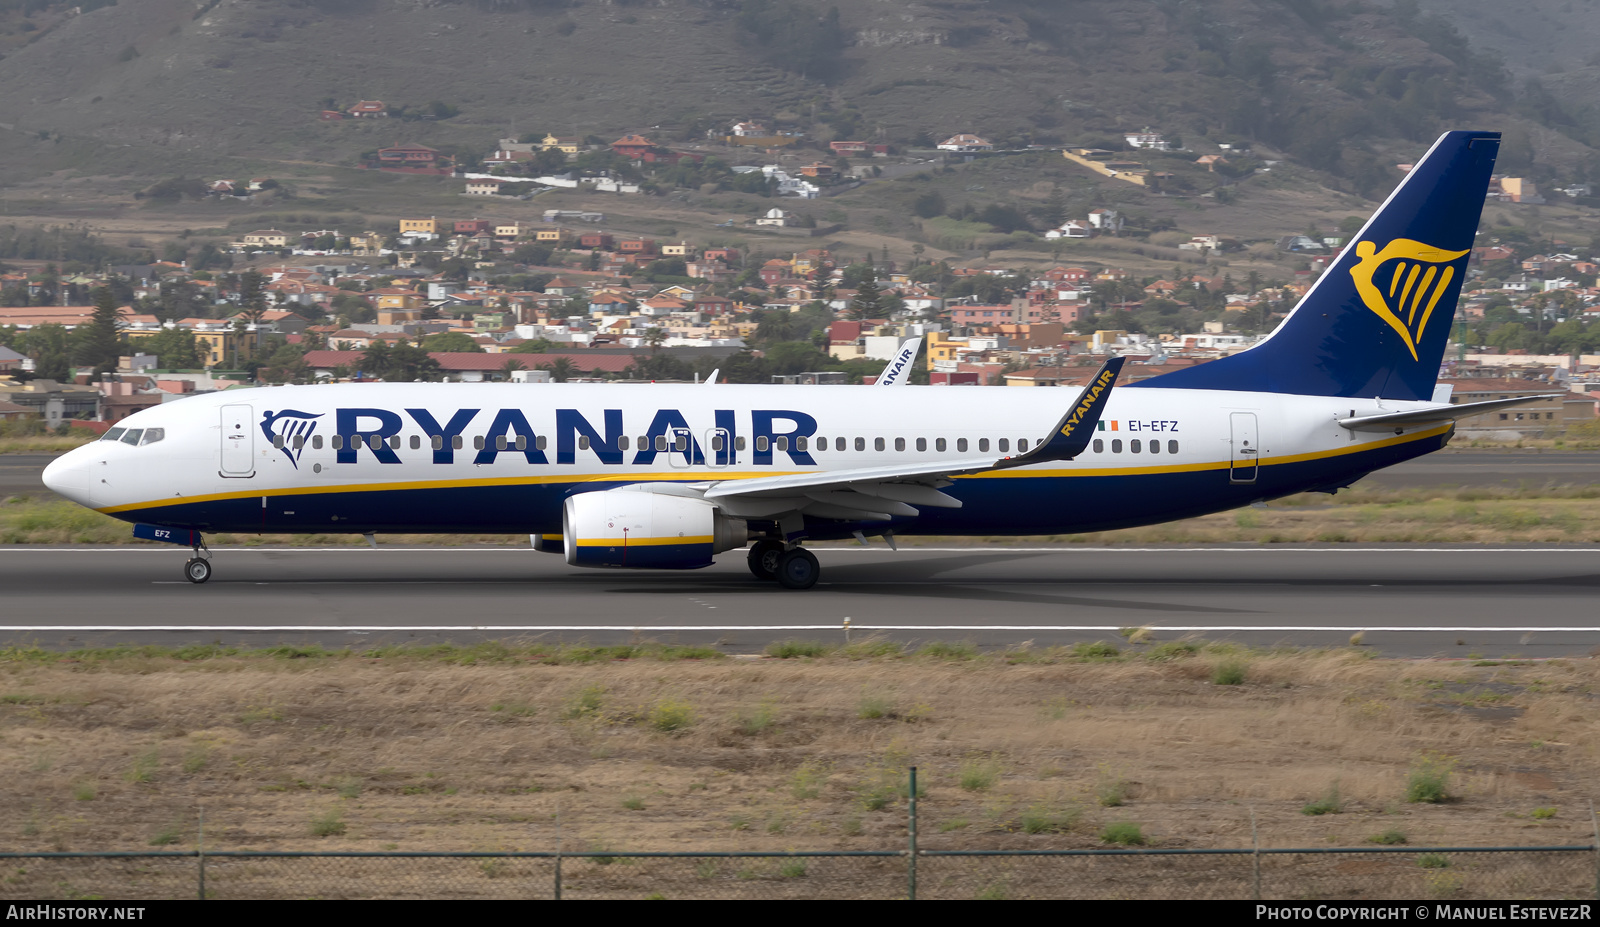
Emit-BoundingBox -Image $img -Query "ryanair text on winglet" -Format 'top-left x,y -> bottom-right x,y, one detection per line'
1058,368 -> 1117,440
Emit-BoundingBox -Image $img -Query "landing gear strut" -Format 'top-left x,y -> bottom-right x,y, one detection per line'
184,535 -> 212,584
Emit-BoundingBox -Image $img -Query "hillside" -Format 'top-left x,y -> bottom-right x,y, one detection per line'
0,0 -> 1598,194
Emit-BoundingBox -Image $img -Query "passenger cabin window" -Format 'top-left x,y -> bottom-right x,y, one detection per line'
711,435 -> 724,452
537,436 -> 548,451
874,437 -> 885,452
102,428 -> 126,442
579,436 -> 591,450
388,435 -> 401,450
654,435 -> 667,452
1112,439 -> 1123,453
998,438 -> 1009,453
452,436 -> 463,450
1168,440 -> 1179,454
619,436 -> 631,451
432,435 -> 443,451
474,436 -> 485,450
957,438 -> 968,452
272,435 -> 285,449
775,436 -> 789,452
736,437 -> 747,451
894,437 -> 905,452
1131,439 -> 1142,453
935,438 -> 946,452
313,435 -> 323,450
916,437 -> 927,452
516,436 -> 528,451
978,438 -> 990,453
796,436 -> 808,451
855,437 -> 865,451
332,435 -> 343,450
409,435 -> 421,450
496,436 -> 507,451
1149,440 -> 1160,455
121,429 -> 144,446
835,437 -> 846,451
675,434 -> 689,452
756,436 -> 769,452
293,435 -> 304,450
1093,439 -> 1104,454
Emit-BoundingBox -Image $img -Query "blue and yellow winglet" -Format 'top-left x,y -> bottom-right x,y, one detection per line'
999,356 -> 1125,468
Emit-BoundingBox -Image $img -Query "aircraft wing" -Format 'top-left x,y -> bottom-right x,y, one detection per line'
873,338 -> 921,386
1338,394 -> 1564,431
702,357 -> 1124,522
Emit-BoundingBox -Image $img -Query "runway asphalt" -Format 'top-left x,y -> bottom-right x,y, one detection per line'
2,546 -> 1596,659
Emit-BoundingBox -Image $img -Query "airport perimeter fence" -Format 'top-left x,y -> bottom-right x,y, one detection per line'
2,846 -> 1598,900
6,773 -> 1599,900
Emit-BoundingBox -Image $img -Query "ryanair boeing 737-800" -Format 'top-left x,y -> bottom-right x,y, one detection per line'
43,131 -> 1550,588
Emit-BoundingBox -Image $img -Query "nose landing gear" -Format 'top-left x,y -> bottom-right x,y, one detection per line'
184,556 -> 212,584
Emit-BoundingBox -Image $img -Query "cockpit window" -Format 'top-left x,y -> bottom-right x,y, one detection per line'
120,429 -> 145,446
139,428 -> 165,446
102,427 -> 127,442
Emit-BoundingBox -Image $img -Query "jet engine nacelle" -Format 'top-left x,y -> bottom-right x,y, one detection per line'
564,488 -> 748,569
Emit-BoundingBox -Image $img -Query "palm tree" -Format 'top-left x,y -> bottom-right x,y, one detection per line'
540,356 -> 576,382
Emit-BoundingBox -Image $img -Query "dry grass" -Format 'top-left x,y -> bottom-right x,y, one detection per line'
0,642 -> 1595,858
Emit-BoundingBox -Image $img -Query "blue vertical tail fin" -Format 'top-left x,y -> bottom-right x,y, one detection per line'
1133,131 -> 1499,400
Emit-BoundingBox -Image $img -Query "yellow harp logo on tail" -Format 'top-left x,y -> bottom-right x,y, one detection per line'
1348,238 -> 1469,361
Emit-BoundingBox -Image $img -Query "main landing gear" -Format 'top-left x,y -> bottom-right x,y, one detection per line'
184,534 -> 212,584
747,540 -> 819,590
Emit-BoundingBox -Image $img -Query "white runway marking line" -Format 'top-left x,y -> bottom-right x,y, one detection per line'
3,546 -> 1600,554
4,625 -> 1599,633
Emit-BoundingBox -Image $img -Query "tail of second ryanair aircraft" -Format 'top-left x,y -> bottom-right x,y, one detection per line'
1135,130 -> 1500,401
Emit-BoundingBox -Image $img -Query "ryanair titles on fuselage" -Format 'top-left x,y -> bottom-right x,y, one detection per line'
267,406 -> 824,468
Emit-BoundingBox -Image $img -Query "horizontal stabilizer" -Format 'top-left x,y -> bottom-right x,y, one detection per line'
1338,394 -> 1563,431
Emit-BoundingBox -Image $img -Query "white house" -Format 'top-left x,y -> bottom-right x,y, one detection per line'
756,208 -> 791,227
1045,221 -> 1092,240
937,134 -> 994,152
1125,129 -> 1170,151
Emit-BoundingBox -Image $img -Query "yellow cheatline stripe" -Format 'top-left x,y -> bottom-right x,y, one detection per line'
575,536 -> 714,548
539,533 -> 562,542
95,425 -> 1451,514
966,423 -> 1450,480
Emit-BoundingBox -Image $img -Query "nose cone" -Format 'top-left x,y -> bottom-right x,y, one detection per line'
42,445 -> 94,505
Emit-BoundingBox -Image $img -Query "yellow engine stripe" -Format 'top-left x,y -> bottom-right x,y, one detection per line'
575,536 -> 714,547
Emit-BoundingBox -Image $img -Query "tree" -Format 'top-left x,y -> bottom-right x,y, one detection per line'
422,332 -> 484,353
540,356 -> 576,382
848,269 -> 883,321
75,287 -> 123,374
141,327 -> 202,369
511,337 -> 559,354
237,270 -> 269,325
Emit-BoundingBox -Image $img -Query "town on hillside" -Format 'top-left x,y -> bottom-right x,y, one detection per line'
2,119 -> 1598,439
